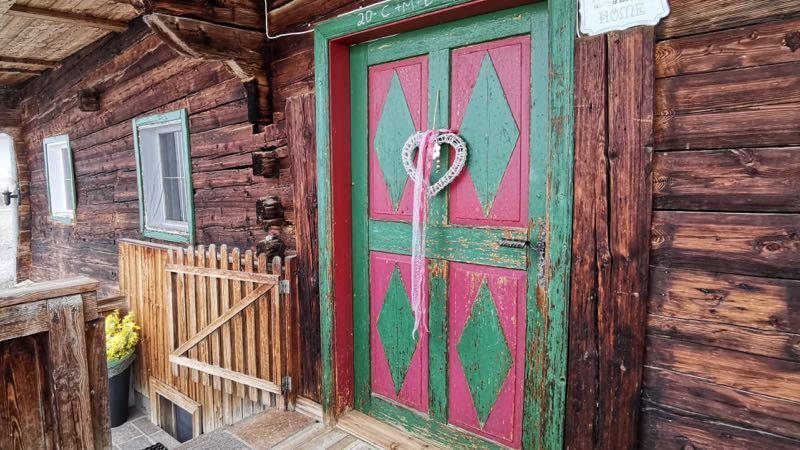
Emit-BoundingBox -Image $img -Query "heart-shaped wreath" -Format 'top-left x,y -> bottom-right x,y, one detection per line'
401,131 -> 468,198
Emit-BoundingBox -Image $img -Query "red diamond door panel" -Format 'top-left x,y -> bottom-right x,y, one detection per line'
450,36 -> 531,228
370,57 -> 429,221
449,262 -> 527,448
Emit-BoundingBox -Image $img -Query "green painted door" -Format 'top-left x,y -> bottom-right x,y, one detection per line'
351,4 -> 552,448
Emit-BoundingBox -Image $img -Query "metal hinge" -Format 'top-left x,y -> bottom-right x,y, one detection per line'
281,376 -> 293,411
280,280 -> 291,294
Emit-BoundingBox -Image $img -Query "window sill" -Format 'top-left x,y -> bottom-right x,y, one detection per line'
143,228 -> 193,245
52,215 -> 74,225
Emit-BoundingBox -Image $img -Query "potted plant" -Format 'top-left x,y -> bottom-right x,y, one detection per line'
105,310 -> 140,427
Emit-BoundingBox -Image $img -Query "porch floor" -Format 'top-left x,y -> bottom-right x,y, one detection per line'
175,408 -> 375,450
111,408 -> 180,450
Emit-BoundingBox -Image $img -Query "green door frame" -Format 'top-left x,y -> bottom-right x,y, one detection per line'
314,0 -> 575,448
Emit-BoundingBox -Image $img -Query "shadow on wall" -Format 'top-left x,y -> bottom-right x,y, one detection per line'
0,133 -> 17,287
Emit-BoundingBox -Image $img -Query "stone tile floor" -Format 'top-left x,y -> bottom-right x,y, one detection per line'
111,408 -> 181,450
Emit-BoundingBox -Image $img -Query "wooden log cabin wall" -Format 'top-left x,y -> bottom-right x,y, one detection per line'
567,1 -> 800,449
17,20 -> 285,298
643,1 -> 800,448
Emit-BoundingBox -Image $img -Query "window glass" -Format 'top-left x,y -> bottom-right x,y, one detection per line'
134,111 -> 193,242
43,136 -> 75,221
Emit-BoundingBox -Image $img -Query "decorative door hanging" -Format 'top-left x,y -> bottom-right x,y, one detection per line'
401,129 -> 467,336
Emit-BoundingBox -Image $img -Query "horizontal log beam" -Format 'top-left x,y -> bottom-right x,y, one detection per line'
0,67 -> 40,75
5,5 -> 128,32
143,13 -> 266,77
0,55 -> 59,68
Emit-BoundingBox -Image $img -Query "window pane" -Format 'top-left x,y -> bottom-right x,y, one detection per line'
159,132 -> 182,178
60,147 -> 74,211
136,116 -> 191,236
46,143 -> 70,215
163,178 -> 186,222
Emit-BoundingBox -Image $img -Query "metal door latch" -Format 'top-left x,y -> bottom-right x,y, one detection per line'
498,239 -> 529,249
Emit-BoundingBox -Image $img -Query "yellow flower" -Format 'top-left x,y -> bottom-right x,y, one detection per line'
105,310 -> 140,362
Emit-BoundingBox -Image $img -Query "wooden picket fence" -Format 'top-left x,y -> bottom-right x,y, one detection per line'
118,239 -> 300,433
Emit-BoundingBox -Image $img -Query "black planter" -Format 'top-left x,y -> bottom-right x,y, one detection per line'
108,365 -> 131,427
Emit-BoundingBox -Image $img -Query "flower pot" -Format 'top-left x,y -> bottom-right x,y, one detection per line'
108,364 -> 131,427
107,353 -> 135,428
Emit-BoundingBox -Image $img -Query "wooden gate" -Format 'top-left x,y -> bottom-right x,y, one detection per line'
118,240 -> 301,433
165,246 -> 300,408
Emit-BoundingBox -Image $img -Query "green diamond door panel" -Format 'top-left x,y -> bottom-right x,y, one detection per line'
370,56 -> 429,221
449,262 -> 527,448
450,36 -> 531,228
370,251 -> 429,412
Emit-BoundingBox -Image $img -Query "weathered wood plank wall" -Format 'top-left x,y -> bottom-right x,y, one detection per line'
17,20 -> 291,299
642,2 -> 800,448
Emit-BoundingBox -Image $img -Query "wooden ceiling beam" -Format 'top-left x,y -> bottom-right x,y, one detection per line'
4,5 -> 128,32
143,13 -> 266,75
0,55 -> 59,69
0,67 -> 41,75
112,0 -> 264,31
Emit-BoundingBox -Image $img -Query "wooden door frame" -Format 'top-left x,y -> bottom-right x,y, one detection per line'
314,0 -> 576,448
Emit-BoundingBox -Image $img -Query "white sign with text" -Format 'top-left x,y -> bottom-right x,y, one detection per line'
579,0 -> 670,36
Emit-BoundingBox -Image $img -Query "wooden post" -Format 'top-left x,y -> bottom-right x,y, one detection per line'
566,34 -> 608,450
47,294 -> 95,448
284,255 -> 301,409
565,27 -> 655,450
85,317 -> 111,450
287,93 -> 321,400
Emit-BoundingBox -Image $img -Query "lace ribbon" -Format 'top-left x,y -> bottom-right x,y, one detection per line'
411,129 -> 451,337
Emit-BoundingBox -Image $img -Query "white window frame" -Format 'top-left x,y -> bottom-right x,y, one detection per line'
42,135 -> 76,224
133,109 -> 195,244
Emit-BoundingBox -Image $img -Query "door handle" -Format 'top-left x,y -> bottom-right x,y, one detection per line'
498,239 -> 529,249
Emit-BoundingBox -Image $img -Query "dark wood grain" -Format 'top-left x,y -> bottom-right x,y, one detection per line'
644,367 -> 800,441
651,211 -> 800,278
599,26 -> 654,450
641,402 -> 800,450
655,0 -> 800,40
655,102 -> 800,151
286,94 -> 322,401
647,336 -> 800,402
649,314 -> 800,362
565,34 -> 607,450
19,24 -> 292,297
0,336 -> 48,449
565,27 -> 655,450
653,148 -> 800,212
656,62 -> 800,116
656,17 -> 800,78
648,267 -> 800,333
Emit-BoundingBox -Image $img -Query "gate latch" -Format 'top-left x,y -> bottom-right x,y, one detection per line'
498,239 -> 529,249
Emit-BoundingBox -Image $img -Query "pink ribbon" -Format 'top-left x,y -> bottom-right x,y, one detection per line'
411,129 -> 451,337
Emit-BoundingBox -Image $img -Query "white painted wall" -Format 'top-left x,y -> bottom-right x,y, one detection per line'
0,134 -> 17,287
